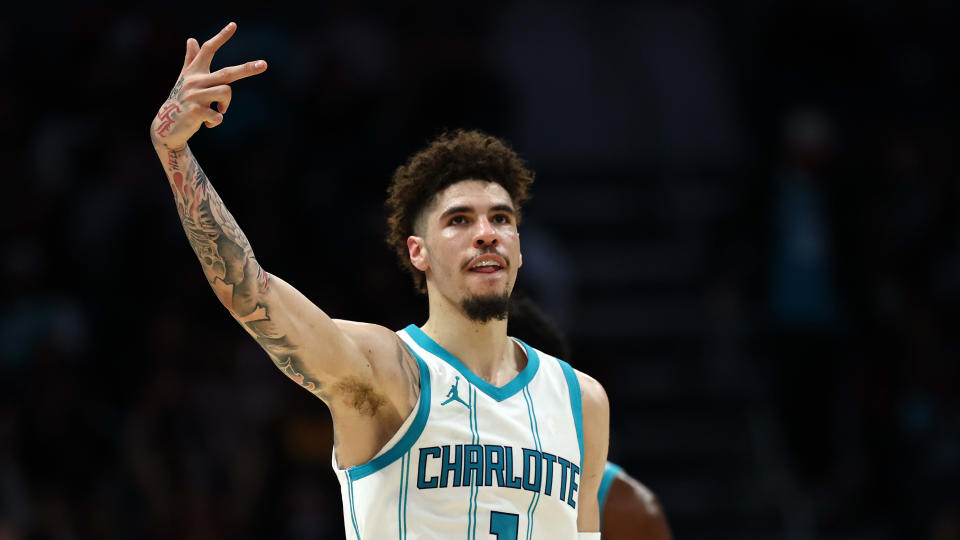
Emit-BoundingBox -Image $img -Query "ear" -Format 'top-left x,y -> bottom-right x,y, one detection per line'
408,236 -> 429,272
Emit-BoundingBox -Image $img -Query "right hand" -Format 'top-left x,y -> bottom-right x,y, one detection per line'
150,22 -> 268,149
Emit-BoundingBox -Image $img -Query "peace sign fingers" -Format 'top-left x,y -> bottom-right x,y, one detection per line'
152,22 -> 266,149
191,22 -> 237,74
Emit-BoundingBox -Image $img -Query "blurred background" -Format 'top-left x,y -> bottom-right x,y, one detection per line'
1,1 -> 958,538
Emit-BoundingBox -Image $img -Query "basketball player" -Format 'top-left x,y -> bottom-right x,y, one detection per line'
149,23 -> 608,539
508,298 -> 673,540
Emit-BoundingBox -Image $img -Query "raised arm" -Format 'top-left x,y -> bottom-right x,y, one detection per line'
148,24 -> 416,431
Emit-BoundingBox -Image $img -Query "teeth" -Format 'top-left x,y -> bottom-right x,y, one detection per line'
472,260 -> 501,268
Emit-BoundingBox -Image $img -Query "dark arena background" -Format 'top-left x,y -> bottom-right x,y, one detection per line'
1,2 -> 958,539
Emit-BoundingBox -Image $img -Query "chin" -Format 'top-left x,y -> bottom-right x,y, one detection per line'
467,280 -> 512,297
460,290 -> 511,323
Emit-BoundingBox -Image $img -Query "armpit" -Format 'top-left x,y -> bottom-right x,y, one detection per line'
334,376 -> 387,417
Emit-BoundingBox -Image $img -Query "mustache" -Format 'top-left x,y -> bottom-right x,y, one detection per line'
461,247 -> 510,270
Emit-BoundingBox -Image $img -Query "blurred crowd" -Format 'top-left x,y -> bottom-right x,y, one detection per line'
1,2 -> 958,539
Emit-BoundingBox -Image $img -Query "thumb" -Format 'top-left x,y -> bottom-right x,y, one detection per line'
200,107 -> 224,129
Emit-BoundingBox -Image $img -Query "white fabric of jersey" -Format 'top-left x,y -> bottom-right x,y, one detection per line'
333,325 -> 585,540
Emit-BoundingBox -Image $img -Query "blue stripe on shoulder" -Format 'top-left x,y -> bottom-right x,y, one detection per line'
348,340 -> 432,481
598,461 -> 623,518
557,358 -> 584,468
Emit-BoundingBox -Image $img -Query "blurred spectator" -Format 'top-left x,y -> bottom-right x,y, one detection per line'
767,107 -> 847,488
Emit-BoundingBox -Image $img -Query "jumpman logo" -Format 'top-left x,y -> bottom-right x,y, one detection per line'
441,376 -> 470,408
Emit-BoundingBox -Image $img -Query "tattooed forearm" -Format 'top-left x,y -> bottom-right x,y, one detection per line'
167,147 -> 260,313
162,145 -> 327,398
166,146 -> 184,173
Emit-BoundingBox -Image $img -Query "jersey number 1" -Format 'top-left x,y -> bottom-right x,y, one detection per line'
489,511 -> 519,539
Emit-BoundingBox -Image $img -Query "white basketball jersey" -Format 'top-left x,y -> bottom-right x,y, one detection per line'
333,324 -> 585,539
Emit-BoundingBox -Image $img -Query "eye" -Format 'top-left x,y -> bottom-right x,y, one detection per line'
493,214 -> 511,224
449,215 -> 467,225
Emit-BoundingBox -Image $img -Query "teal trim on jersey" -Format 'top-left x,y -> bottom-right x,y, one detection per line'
397,453 -> 404,539
397,450 -> 411,539
525,487 -> 539,540
598,461 -> 622,521
522,386 -> 544,451
467,386 -> 480,540
403,325 -> 540,402
467,385 -> 473,539
521,386 -> 543,540
472,386 -> 480,540
349,344 -> 432,482
397,452 -> 409,539
557,359 -> 584,468
347,471 -> 361,539
403,450 -> 411,537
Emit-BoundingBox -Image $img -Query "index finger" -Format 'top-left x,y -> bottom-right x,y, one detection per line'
207,60 -> 268,85
192,22 -> 237,72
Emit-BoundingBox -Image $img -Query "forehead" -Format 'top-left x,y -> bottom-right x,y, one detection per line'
428,179 -> 513,214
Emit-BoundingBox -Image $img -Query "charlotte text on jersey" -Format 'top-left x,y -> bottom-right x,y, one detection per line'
416,444 -> 581,508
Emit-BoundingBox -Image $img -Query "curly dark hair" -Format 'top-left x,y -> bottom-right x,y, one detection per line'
386,129 -> 535,293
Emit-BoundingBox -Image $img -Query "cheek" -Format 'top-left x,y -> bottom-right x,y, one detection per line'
426,239 -> 457,277
503,230 -> 520,256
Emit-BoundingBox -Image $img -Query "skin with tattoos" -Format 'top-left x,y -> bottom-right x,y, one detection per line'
151,22 -> 609,534
151,21 -> 422,470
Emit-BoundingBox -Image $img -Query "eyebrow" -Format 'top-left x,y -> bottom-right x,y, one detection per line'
438,204 -> 516,221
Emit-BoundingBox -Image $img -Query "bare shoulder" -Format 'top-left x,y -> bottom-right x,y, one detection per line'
333,320 -> 420,404
574,369 -> 610,419
573,369 -> 609,463
604,472 -> 673,540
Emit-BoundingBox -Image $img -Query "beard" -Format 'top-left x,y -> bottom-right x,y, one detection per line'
461,292 -> 511,323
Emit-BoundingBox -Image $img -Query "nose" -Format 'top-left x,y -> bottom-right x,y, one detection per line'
473,216 -> 499,248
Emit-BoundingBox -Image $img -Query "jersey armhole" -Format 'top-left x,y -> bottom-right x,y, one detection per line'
557,358 -> 584,468
343,341 -> 432,481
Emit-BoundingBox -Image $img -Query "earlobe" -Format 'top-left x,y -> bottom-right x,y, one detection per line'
408,236 -> 429,272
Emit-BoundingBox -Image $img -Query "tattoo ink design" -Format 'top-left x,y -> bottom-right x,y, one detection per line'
168,77 -> 185,101
166,147 -> 182,172
155,103 -> 182,138
167,148 -> 327,400
257,266 -> 269,291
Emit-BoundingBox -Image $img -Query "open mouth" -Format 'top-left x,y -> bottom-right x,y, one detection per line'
466,254 -> 507,274
468,261 -> 504,273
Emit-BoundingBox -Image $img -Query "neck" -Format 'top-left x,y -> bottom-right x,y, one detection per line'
421,289 -> 520,385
